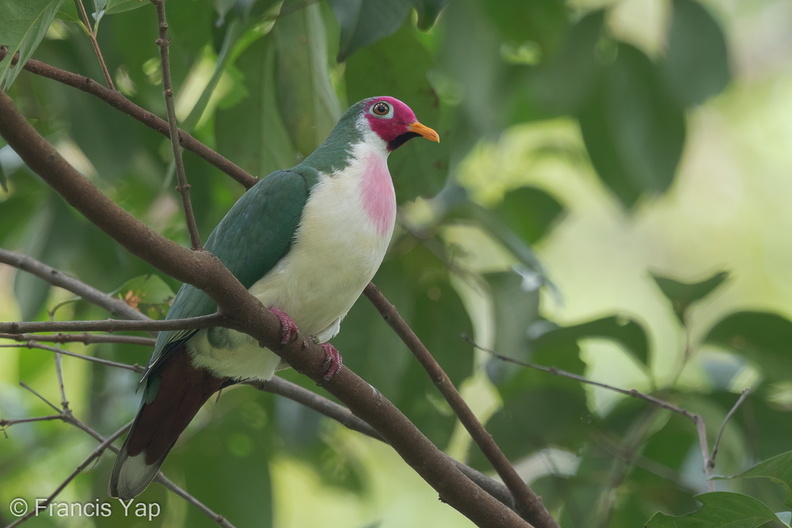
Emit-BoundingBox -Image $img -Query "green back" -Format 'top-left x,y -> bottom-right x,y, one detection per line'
142,167 -> 318,382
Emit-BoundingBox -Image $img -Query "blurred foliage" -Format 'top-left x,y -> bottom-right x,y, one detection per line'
1,0 -> 791,527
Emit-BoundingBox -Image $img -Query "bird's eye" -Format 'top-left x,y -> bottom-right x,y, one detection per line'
372,102 -> 390,116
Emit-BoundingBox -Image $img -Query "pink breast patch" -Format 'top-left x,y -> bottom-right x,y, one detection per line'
361,153 -> 396,236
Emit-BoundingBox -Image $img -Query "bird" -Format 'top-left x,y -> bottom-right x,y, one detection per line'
108,96 -> 440,500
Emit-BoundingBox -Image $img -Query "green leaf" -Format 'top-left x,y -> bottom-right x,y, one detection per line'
661,0 -> 731,107
0,0 -> 66,89
645,492 -> 783,528
345,23 -> 447,201
480,0 -> 567,54
0,160 -> 7,193
469,384 -> 589,471
520,10 -> 605,120
535,315 -> 651,370
705,312 -> 792,386
493,186 -> 563,245
216,37 -> 297,178
482,269 -> 541,384
104,0 -> 149,16
578,43 -> 686,208
327,0 -> 412,62
273,0 -> 341,157
730,452 -> 792,509
651,270 -> 729,323
413,0 -> 448,31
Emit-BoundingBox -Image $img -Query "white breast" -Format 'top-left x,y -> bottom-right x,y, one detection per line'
188,141 -> 396,380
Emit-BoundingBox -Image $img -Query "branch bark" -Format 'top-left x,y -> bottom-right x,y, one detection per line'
365,283 -> 556,527
0,48 -> 257,189
0,90 -> 532,528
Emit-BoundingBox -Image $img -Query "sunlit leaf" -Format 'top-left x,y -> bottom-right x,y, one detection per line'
578,43 -> 686,207
651,271 -> 729,323
0,0 -> 66,89
645,492 -> 782,528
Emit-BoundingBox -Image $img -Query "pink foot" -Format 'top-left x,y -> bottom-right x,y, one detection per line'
269,307 -> 298,345
319,343 -> 343,384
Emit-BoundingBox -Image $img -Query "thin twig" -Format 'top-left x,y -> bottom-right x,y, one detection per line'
709,388 -> 751,473
0,342 -> 143,372
153,0 -> 202,249
155,474 -> 236,528
466,337 -> 721,487
365,283 -> 554,527
19,382 -> 62,414
0,249 -> 150,322
0,332 -> 155,346
0,49 -> 257,189
0,415 -> 63,428
53,349 -> 70,413
0,313 -> 227,335
74,0 -> 116,89
5,423 -> 131,528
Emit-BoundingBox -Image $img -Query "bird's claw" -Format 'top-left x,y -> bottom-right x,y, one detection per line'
318,343 -> 343,385
269,307 -> 298,345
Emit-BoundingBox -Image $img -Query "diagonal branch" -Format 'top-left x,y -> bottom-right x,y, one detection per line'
251,377 -> 517,511
365,283 -> 556,527
0,48 -> 257,189
0,89 -> 532,528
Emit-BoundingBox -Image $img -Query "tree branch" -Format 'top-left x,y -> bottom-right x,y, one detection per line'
0,249 -> 150,322
0,313 -> 226,334
0,332 -> 154,346
250,377 -> 517,511
0,341 -> 143,372
152,0 -> 202,249
365,283 -> 555,527
0,89 -> 531,528
0,48 -> 257,189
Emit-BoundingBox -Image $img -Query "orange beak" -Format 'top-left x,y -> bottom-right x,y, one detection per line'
408,121 -> 440,143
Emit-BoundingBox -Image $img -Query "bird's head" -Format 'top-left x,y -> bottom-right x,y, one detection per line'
361,96 -> 440,152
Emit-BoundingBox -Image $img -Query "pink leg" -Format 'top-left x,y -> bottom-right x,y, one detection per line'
269,307 -> 299,345
319,343 -> 343,384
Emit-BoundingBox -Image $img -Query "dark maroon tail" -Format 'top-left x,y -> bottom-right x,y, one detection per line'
109,345 -> 225,499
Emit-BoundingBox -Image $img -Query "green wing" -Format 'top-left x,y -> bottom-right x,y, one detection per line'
141,167 -> 317,382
